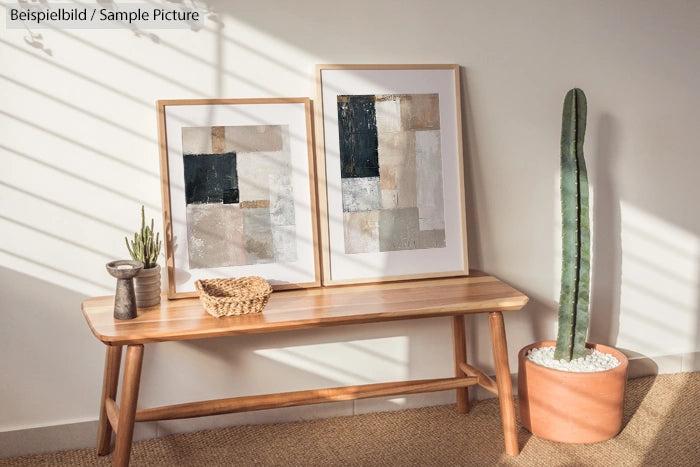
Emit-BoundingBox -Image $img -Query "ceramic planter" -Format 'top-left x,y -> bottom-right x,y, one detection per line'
518,340 -> 629,443
134,264 -> 161,308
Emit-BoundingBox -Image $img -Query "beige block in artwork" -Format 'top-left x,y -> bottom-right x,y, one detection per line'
211,126 -> 226,153
240,200 -> 271,209
187,204 -> 245,268
401,94 -> 440,131
343,211 -> 380,254
379,165 -> 397,191
225,125 -> 284,153
381,189 -> 399,209
377,130 -> 417,209
181,127 -> 213,155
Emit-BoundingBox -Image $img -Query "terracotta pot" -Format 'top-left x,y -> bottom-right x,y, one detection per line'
134,264 -> 161,308
518,340 -> 628,443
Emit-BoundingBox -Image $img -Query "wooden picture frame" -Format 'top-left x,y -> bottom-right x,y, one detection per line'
157,98 -> 321,298
314,64 -> 469,285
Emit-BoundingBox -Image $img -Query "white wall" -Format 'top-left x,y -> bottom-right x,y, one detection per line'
1,0 -> 699,456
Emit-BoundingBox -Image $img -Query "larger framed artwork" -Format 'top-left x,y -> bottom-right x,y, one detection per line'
157,98 -> 321,298
315,64 -> 469,285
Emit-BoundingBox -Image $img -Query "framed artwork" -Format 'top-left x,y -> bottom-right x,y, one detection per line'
314,64 -> 469,285
157,98 -> 320,298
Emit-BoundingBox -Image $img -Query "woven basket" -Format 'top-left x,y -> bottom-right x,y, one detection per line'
194,277 -> 272,317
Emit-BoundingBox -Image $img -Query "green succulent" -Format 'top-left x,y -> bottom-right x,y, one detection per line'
125,206 -> 162,269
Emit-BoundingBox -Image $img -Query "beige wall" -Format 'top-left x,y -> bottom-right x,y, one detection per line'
1,0 -> 699,456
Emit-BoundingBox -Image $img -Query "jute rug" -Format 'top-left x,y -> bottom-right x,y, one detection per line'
1,373 -> 698,466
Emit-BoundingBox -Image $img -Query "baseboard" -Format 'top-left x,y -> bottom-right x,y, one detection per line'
625,351 -> 700,378
0,419 -> 157,459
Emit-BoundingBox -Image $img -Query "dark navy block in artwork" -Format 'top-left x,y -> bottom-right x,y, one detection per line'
183,152 -> 239,204
337,95 -> 379,179
222,188 -> 239,205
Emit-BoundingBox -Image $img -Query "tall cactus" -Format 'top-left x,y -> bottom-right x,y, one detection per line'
554,88 -> 591,362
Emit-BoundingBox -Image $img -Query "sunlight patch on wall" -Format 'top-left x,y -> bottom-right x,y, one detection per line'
0,158 -> 119,296
0,8 -> 321,297
618,202 -> 699,355
254,336 -> 409,386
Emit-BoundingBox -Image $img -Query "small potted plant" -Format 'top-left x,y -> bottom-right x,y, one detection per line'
125,205 -> 163,308
517,88 -> 629,443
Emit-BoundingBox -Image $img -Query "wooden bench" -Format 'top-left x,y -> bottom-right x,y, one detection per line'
82,271 -> 528,466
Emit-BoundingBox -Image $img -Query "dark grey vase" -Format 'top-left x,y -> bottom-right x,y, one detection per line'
106,260 -> 144,320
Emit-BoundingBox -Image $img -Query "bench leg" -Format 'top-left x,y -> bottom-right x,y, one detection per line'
488,311 -> 519,456
113,344 -> 144,467
97,345 -> 122,455
451,315 -> 470,413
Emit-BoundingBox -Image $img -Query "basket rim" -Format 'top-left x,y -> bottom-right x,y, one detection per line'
194,277 -> 272,300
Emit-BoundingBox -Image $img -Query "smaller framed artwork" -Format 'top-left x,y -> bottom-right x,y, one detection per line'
157,98 -> 320,298
315,64 -> 469,285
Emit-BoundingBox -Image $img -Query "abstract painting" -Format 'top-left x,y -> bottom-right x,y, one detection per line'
315,65 -> 469,285
158,98 -> 320,298
181,124 -> 297,269
337,93 -> 446,254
